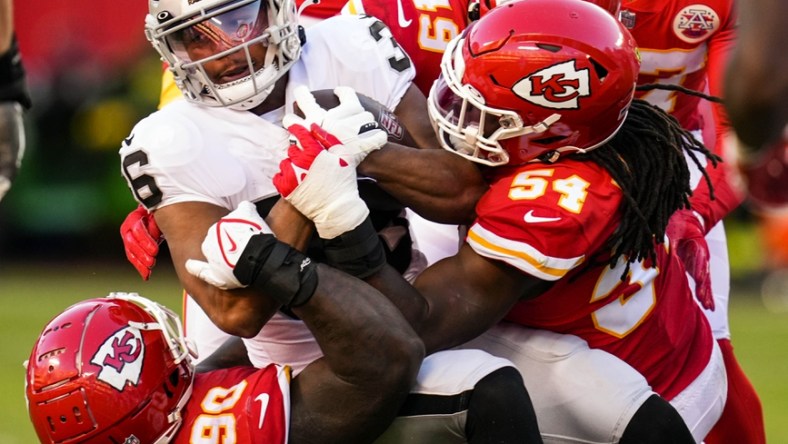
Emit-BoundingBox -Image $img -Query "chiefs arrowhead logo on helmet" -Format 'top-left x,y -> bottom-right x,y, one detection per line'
90,327 -> 145,391
513,60 -> 591,110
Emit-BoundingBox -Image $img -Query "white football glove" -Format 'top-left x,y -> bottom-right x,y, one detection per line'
274,124 -> 369,239
185,201 -> 271,290
284,85 -> 388,166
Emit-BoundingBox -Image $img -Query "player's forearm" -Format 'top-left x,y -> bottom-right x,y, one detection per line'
0,0 -> 12,53
0,102 -> 23,199
359,143 -> 487,224
266,198 -> 314,251
293,264 -> 424,381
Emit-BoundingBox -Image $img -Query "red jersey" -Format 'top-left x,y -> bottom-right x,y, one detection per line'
172,366 -> 291,444
467,159 -> 714,400
623,0 -> 736,137
343,0 -> 472,95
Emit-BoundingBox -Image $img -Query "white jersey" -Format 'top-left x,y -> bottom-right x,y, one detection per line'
120,15 -> 415,370
121,14 -> 414,212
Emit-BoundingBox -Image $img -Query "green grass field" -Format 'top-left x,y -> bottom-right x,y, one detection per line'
2,261 -> 787,442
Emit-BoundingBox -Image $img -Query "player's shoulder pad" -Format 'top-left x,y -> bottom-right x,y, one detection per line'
120,101 -> 209,167
304,14 -> 414,75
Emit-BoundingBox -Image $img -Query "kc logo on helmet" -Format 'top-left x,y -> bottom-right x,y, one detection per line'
513,60 -> 590,110
90,327 -> 145,391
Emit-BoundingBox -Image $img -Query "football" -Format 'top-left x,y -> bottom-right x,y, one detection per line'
299,89 -> 418,148
297,89 -> 410,214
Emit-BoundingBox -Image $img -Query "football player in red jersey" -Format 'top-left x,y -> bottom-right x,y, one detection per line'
621,0 -> 766,441
277,0 -> 727,441
0,0 -> 32,202
26,283 -> 540,443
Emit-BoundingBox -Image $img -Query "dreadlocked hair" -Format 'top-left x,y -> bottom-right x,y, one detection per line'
571,98 -> 721,275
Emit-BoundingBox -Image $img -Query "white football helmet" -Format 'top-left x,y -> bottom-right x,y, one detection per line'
146,0 -> 302,110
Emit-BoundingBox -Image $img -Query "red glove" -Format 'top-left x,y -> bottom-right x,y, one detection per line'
666,209 -> 715,310
120,205 -> 163,280
273,124 -> 335,198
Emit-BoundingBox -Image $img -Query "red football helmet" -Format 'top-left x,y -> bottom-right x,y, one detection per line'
430,0 -> 640,166
25,293 -> 196,444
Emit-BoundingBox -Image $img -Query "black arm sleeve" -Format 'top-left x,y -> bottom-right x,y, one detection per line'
0,34 -> 32,110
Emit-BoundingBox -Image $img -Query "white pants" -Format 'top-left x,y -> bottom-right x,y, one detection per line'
460,324 -> 653,444
461,322 -> 727,443
374,350 -> 516,444
670,339 -> 728,442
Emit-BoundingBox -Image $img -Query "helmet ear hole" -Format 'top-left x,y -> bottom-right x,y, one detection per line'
589,59 -> 609,81
163,367 -> 184,398
536,43 -> 561,53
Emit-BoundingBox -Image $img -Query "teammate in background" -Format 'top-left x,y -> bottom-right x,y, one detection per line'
723,0 -> 787,150
26,290 -> 540,443
725,0 -> 788,300
340,0 -> 623,97
0,0 -> 31,201
620,1 -> 765,441
201,1 -> 726,441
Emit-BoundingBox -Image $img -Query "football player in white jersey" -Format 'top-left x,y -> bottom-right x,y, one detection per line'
121,0 -> 484,365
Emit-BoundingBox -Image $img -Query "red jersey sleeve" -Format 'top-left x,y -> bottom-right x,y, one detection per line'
468,159 -> 622,281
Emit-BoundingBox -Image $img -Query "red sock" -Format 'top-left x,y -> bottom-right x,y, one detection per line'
704,339 -> 766,444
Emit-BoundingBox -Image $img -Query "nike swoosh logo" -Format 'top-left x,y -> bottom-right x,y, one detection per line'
225,229 -> 238,253
256,393 -> 270,429
524,210 -> 561,223
397,0 -> 412,27
123,134 -> 135,146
